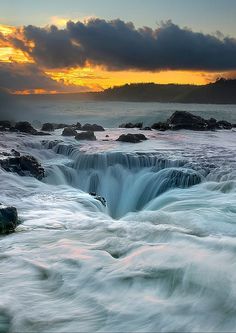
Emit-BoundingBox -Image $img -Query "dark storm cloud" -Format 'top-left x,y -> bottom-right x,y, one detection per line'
15,19 -> 236,71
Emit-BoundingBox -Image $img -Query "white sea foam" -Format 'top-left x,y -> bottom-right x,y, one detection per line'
0,114 -> 236,332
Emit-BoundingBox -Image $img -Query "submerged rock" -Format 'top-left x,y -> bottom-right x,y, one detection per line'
75,131 -> 96,141
90,192 -> 106,207
0,155 -> 45,180
0,204 -> 18,234
62,127 -> 77,136
81,124 -> 105,131
117,133 -> 148,143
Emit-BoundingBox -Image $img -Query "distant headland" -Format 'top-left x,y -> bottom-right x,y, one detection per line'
20,78 -> 236,104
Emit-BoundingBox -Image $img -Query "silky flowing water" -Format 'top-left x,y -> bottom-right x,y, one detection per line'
0,101 -> 236,332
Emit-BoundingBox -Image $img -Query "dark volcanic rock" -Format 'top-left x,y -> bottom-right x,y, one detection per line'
142,127 -> 152,131
75,131 -> 96,141
117,133 -> 148,143
0,204 -> 18,234
90,192 -> 106,207
75,122 -> 82,130
41,123 -> 54,131
11,149 -> 20,157
0,120 -> 12,130
0,155 -> 45,180
19,155 -> 45,179
15,122 -> 38,135
119,122 -> 143,129
206,118 -> 217,130
81,124 -> 105,131
167,111 -> 208,130
216,120 -> 232,129
151,122 -> 169,131
62,127 -> 77,136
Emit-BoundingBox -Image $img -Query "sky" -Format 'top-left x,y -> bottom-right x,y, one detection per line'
0,0 -> 236,94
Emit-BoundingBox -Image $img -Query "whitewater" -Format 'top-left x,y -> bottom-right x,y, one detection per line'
1,101 -> 236,332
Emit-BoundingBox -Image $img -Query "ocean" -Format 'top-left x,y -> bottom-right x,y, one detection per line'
0,100 -> 236,332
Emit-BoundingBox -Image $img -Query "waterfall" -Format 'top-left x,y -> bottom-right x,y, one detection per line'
43,143 -> 203,218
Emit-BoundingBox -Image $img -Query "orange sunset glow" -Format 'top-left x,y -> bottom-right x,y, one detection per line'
0,23 -> 228,94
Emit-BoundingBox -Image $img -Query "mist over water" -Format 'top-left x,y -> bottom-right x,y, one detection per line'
13,97 -> 236,126
0,103 -> 236,332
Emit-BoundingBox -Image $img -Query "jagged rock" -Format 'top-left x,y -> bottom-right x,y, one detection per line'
75,131 -> 96,141
75,122 -> 82,130
119,122 -> 143,129
62,127 -> 77,136
216,120 -> 232,129
81,124 -> 105,131
151,122 -> 169,131
90,192 -> 106,207
41,123 -> 54,131
167,111 -> 208,130
117,133 -> 148,143
0,155 -> 45,180
206,118 -> 217,130
0,120 -> 12,130
0,204 -> 18,234
19,155 -> 45,179
11,149 -> 20,157
15,122 -> 38,135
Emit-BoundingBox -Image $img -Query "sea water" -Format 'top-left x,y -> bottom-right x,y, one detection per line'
0,101 -> 236,332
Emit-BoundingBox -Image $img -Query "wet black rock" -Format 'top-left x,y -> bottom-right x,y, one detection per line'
142,127 -> 152,131
62,127 -> 77,136
0,120 -> 12,131
11,149 -> 20,157
75,131 -> 96,141
90,192 -> 106,207
0,155 -> 45,180
206,118 -> 217,130
75,122 -> 82,130
119,122 -> 143,129
216,120 -> 232,129
151,122 -> 169,131
167,111 -> 208,130
19,155 -> 45,179
15,121 -> 38,135
0,204 -> 18,234
117,133 -> 148,143
81,124 -> 105,131
41,123 -> 54,131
